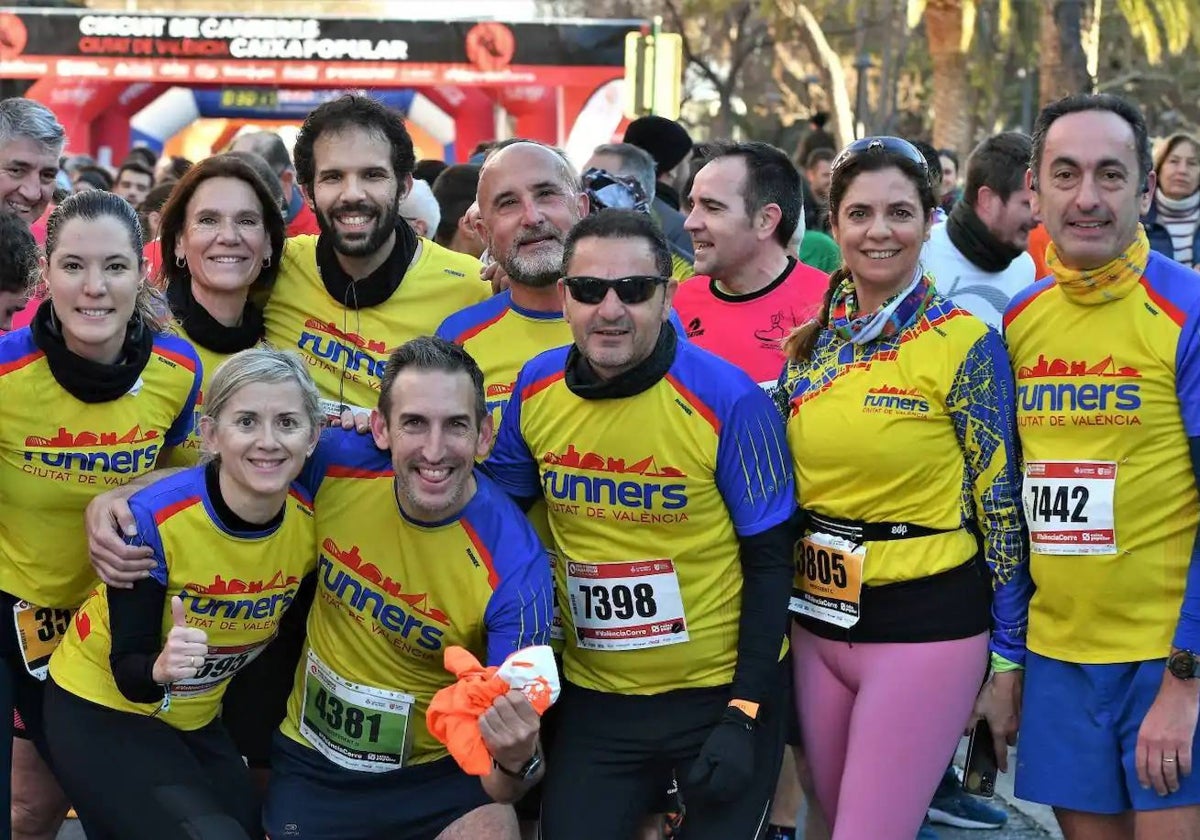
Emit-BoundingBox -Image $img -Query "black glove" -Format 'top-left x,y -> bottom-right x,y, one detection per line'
684,705 -> 757,803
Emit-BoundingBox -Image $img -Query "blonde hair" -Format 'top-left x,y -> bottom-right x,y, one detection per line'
201,348 -> 325,461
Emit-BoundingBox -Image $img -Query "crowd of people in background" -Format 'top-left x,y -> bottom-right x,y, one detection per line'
0,85 -> 1196,840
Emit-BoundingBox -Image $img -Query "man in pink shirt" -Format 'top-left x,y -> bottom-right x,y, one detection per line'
675,141 -> 828,389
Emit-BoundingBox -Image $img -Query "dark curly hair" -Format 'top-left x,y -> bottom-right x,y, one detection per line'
292,95 -> 416,197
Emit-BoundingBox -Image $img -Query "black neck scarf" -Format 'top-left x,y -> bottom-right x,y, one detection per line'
315,221 -> 419,310
30,298 -> 154,404
167,280 -> 263,355
945,200 -> 1024,273
205,460 -> 284,533
565,325 -> 677,400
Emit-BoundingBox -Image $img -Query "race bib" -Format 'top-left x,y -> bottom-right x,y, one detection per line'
790,532 -> 864,629
1023,460 -> 1117,555
13,602 -> 73,681
299,650 -> 415,773
171,639 -> 271,696
318,398 -> 373,423
566,559 -> 688,651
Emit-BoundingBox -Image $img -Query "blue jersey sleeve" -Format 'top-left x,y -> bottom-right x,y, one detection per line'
163,350 -> 203,448
481,366 -> 541,500
296,428 -> 339,496
1173,301 -> 1200,651
127,500 -> 170,587
714,386 -> 796,537
947,329 -> 1032,664
296,428 -> 390,496
482,515 -> 554,665
1176,299 -> 1200,436
668,308 -> 688,340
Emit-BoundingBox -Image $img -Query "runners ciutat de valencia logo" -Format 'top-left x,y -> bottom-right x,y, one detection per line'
318,538 -> 449,656
23,426 -> 161,481
1017,354 -> 1142,427
541,444 -> 690,524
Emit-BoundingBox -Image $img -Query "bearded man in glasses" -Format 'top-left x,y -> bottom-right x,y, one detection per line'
484,208 -> 797,840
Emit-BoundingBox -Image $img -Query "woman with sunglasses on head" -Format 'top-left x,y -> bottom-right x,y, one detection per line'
156,153 -> 286,466
44,348 -> 322,840
0,189 -> 201,836
778,137 -> 1031,839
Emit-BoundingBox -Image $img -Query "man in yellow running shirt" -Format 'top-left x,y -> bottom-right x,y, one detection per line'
1005,93 -> 1200,840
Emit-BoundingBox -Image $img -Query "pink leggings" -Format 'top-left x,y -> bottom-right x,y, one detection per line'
791,625 -> 989,840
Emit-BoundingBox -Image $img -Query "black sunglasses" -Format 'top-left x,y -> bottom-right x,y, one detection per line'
831,136 -> 929,176
562,275 -> 667,305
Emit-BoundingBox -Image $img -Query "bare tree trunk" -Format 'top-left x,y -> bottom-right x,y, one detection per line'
1038,0 -> 1092,105
925,0 -> 972,158
876,0 -> 912,134
774,0 -> 856,147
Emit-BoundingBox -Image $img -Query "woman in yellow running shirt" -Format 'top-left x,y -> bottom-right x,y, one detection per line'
0,190 -> 201,832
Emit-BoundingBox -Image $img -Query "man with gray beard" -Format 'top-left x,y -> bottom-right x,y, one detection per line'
438,142 -> 690,840
436,137 -> 591,840
437,141 -> 588,434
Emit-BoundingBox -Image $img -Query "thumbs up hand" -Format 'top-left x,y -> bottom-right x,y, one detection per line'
152,596 -> 209,685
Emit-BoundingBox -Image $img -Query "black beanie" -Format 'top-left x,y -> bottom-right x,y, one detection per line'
623,116 -> 693,176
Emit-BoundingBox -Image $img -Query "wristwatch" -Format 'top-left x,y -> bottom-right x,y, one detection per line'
494,747 -> 542,781
1167,649 -> 1200,680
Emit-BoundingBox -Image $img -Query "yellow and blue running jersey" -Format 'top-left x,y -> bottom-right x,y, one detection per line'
436,290 -> 573,434
780,296 -> 1028,661
265,236 -> 488,417
1004,250 -> 1200,663
0,329 -> 201,608
485,339 -> 795,695
49,466 -> 316,730
279,429 -> 552,768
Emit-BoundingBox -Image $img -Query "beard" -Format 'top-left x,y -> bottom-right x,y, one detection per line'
316,195 -> 401,258
498,220 -> 574,289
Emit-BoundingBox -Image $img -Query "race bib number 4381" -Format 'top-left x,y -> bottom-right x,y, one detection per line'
1023,460 -> 1117,555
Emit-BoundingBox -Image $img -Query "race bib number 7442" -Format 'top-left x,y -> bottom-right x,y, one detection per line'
1023,460 -> 1117,555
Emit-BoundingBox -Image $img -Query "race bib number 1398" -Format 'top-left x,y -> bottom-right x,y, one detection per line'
566,559 -> 688,651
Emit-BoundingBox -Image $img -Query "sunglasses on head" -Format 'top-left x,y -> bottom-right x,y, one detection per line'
562,275 -> 667,305
832,136 -> 929,176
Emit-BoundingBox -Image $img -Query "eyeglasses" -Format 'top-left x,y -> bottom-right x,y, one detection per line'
562,275 -> 667,305
831,136 -> 929,176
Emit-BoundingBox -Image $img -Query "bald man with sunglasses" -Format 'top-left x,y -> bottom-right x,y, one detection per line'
485,208 -> 797,840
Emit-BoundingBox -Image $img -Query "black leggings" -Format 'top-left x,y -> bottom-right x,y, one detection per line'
540,662 -> 789,840
43,678 -> 262,840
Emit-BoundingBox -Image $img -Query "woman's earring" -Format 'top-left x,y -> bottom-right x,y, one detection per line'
262,255 -> 272,268
175,255 -> 186,268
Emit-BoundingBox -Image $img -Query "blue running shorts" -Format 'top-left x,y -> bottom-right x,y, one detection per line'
264,732 -> 491,840
1015,651 -> 1200,813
